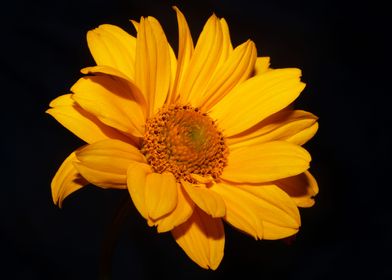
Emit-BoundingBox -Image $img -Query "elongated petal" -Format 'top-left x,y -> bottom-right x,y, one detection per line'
153,184 -> 195,233
135,17 -> 172,116
209,68 -> 305,136
276,171 -> 319,208
144,172 -> 178,220
227,110 -> 318,149
222,141 -> 311,183
127,162 -> 152,219
172,208 -> 224,270
51,150 -> 88,207
47,94 -> 130,144
170,6 -> 194,104
71,75 -> 145,137
199,40 -> 257,110
74,139 -> 146,189
168,45 -> 178,102
211,181 -> 300,239
87,24 -> 136,79
254,57 -> 270,76
181,181 -> 225,218
219,18 -> 233,61
178,14 -> 223,104
147,17 -> 173,113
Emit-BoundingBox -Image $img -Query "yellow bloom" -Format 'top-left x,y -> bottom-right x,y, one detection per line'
47,7 -> 318,269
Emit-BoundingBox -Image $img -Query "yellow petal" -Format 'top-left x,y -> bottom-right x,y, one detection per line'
222,141 -> 311,183
170,6 -> 194,104
209,68 -> 305,137
47,94 -> 130,144
178,14 -> 223,104
197,18 -> 233,103
130,20 -> 139,32
262,221 -> 299,240
276,171 -> 319,208
219,18 -> 233,61
227,110 -> 318,149
145,172 -> 178,220
134,17 -> 172,116
87,24 -> 136,79
71,75 -> 145,137
51,150 -> 88,207
181,180 -> 226,218
190,174 -> 214,184
168,44 -> 178,103
211,181 -> 300,239
286,122 -> 319,145
147,17 -> 173,113
172,208 -> 224,270
74,139 -> 146,189
80,65 -> 132,84
127,162 -> 152,219
254,56 -> 270,75
80,66 -> 147,115
49,93 -> 75,107
199,40 -> 257,110
154,184 -> 195,233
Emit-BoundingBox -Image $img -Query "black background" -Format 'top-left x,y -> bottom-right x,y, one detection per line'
1,0 -> 391,279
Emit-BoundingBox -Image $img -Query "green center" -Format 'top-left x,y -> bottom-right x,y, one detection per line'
187,125 -> 206,151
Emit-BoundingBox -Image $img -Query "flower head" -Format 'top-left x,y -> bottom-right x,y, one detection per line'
47,7 -> 318,269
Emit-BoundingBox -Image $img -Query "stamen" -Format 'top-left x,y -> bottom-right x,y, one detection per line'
142,105 -> 228,183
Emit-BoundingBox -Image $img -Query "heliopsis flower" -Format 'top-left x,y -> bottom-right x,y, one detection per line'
47,7 -> 318,269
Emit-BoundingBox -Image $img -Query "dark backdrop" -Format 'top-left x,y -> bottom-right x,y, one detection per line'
1,0 -> 390,279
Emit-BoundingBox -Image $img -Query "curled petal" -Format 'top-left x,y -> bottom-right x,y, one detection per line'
172,208 -> 224,270
74,139 -> 146,189
181,180 -> 226,218
144,172 -> 178,220
211,181 -> 300,239
51,149 -> 88,207
153,184 -> 195,233
276,171 -> 319,208
46,94 -> 130,144
127,162 -> 152,219
71,75 -> 145,137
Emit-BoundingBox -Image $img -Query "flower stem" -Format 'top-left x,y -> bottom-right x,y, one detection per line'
99,193 -> 131,280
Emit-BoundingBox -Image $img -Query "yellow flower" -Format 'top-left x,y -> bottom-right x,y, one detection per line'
47,7 -> 318,269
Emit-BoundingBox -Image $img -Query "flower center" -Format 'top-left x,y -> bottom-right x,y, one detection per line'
142,105 -> 228,182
